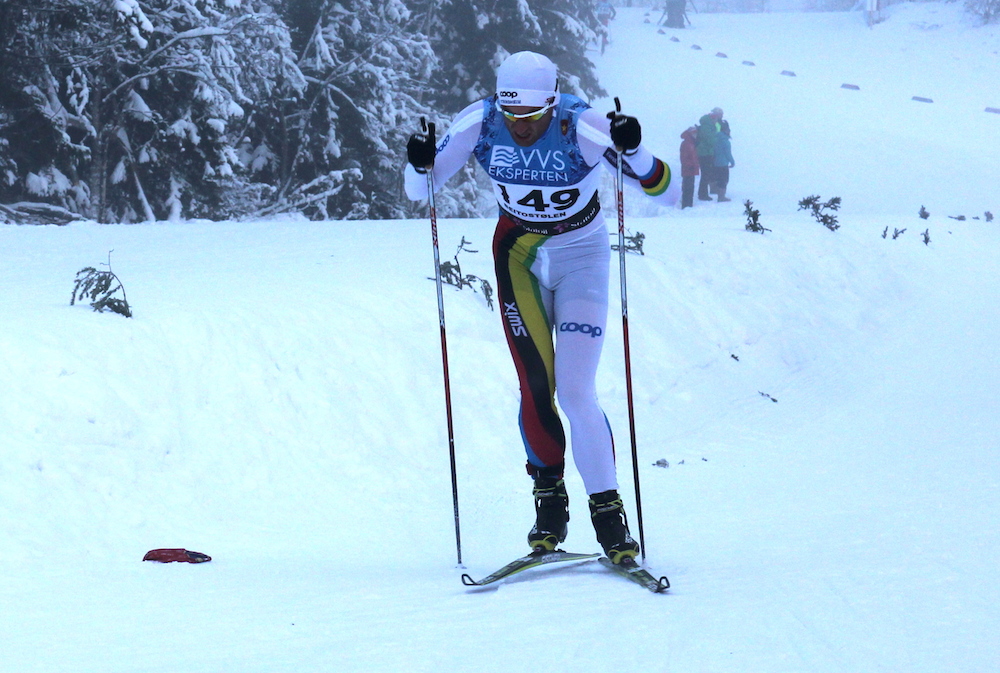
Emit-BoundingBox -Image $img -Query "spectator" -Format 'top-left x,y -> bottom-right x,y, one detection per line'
665,0 -> 687,29
680,126 -> 699,208
713,123 -> 735,202
696,108 -> 723,200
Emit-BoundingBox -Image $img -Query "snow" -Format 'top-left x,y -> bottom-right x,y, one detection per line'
2,4 -> 999,671
25,167 -> 73,197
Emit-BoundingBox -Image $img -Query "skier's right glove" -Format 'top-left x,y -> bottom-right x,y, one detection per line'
407,121 -> 436,174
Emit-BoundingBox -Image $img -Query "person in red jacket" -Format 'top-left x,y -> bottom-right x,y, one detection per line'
679,126 -> 699,209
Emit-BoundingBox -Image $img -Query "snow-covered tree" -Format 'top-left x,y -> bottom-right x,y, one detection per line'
966,0 -> 1000,24
0,0 -> 302,222
269,0 -> 436,219
102,0 -> 309,221
0,0 -> 98,219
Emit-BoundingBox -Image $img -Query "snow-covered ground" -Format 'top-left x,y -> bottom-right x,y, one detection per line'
2,4 -> 999,672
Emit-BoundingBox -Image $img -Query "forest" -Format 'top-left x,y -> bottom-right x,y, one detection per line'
0,0 -> 607,223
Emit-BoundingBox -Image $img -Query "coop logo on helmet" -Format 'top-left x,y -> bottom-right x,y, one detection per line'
496,90 -> 553,107
495,51 -> 560,109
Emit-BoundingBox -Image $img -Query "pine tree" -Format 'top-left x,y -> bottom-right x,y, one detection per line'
0,0 -> 101,219
0,0 -> 302,222
119,1 -> 303,221
966,0 -> 1000,24
268,0 -> 436,219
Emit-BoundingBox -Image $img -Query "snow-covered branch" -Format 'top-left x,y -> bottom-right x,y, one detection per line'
0,201 -> 81,225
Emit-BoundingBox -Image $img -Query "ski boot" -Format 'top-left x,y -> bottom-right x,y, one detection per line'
589,489 -> 640,565
527,466 -> 569,552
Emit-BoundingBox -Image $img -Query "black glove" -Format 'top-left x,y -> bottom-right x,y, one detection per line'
607,110 -> 641,154
407,121 -> 436,173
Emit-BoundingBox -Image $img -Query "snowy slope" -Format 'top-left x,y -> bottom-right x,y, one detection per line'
2,5 -> 999,672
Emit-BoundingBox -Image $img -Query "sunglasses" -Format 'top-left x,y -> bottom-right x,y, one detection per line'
496,101 -> 556,122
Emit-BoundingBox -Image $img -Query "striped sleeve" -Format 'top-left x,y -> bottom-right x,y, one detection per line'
608,144 -> 680,207
636,157 -> 671,197
578,108 -> 678,207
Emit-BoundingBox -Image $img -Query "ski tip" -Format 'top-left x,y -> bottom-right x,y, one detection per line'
599,556 -> 672,593
460,573 -> 480,587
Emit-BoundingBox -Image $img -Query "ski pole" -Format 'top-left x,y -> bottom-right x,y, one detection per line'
611,98 -> 648,562
421,118 -> 463,567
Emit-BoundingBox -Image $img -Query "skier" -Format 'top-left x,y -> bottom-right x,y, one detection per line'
596,1 -> 617,26
595,1 -> 616,54
404,51 -> 678,566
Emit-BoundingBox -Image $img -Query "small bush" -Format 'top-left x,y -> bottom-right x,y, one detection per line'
610,229 -> 646,255
744,200 -> 770,233
433,237 -> 494,310
71,251 -> 132,317
798,195 -> 841,231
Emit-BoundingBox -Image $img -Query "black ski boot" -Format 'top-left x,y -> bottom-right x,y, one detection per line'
589,489 -> 640,565
528,466 -> 569,552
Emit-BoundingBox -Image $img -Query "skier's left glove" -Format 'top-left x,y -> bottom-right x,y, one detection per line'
407,121 -> 436,174
607,112 -> 641,154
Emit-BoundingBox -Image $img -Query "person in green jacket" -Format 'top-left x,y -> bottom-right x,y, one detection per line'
696,107 -> 723,200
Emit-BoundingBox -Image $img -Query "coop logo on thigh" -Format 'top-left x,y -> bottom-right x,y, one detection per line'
560,322 -> 603,338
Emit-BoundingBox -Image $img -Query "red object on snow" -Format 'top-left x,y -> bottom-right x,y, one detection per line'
143,548 -> 212,563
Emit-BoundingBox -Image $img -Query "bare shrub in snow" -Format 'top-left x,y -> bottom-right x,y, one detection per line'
798,195 -> 841,231
432,237 -> 494,310
71,252 -> 132,318
744,199 -> 770,233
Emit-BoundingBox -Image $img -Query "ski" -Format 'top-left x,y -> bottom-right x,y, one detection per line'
461,549 -> 599,587
599,557 -> 670,593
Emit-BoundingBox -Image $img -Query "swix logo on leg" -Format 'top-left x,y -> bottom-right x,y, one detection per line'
504,302 -> 528,337
560,322 -> 603,338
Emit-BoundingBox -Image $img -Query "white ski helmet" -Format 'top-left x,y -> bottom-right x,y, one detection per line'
495,51 -> 560,109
